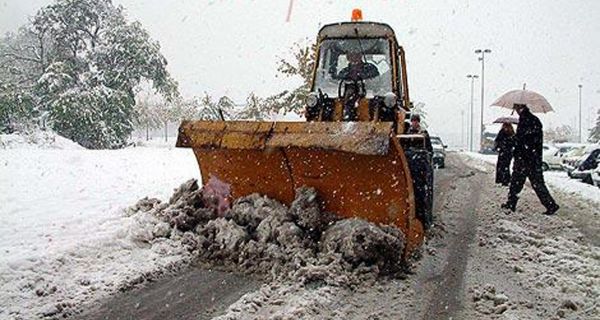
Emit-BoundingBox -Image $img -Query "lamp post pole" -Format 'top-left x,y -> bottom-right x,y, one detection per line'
461,109 -> 465,148
467,74 -> 479,151
475,49 -> 491,151
578,84 -> 583,143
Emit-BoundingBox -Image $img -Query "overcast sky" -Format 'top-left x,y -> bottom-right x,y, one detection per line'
1,0 -> 599,146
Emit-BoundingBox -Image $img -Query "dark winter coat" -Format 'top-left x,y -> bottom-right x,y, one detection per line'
408,127 -> 433,153
494,129 -> 514,185
513,108 -> 544,166
337,63 -> 380,81
494,130 -> 515,161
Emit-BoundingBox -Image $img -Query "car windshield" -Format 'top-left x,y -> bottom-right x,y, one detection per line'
567,147 -> 586,157
313,38 -> 393,98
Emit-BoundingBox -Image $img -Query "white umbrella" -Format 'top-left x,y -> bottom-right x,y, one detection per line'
490,88 -> 554,113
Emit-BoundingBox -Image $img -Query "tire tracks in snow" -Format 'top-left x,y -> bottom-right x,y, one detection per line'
420,153 -> 483,319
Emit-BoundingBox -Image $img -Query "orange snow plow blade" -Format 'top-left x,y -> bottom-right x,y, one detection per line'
176,120 -> 424,254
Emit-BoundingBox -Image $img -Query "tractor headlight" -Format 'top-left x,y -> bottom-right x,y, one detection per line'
384,92 -> 397,108
306,92 -> 319,108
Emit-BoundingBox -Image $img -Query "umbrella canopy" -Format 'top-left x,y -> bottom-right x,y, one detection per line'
490,89 -> 554,113
493,116 -> 519,124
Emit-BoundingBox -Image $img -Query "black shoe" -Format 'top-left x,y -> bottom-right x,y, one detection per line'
542,205 -> 559,215
501,202 -> 516,212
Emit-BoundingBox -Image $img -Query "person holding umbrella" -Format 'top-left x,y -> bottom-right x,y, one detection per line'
494,122 -> 515,186
491,87 -> 559,215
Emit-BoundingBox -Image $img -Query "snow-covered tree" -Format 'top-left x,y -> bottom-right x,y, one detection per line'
0,82 -> 36,133
262,40 -> 317,115
216,96 -> 235,119
0,26 -> 54,89
195,93 -> 234,121
545,125 -> 575,143
589,109 -> 600,143
133,93 -> 161,141
0,0 -> 180,148
236,92 -> 266,120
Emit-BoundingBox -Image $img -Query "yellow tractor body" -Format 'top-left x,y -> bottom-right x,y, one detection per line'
177,18 -> 432,255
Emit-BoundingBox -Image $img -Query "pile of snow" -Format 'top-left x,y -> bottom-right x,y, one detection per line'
544,171 -> 600,204
0,130 -> 83,150
469,284 -> 511,316
131,179 -> 407,283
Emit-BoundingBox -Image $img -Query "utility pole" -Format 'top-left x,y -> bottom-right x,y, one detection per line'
467,74 -> 479,151
461,109 -> 465,149
475,49 -> 491,151
578,84 -> 583,143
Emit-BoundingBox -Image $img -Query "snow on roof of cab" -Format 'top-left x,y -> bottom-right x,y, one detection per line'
318,22 -> 397,40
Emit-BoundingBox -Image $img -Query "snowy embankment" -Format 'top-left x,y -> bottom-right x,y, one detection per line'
461,152 -> 600,204
0,133 -> 199,319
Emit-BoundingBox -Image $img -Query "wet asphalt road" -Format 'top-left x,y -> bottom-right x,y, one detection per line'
84,267 -> 259,320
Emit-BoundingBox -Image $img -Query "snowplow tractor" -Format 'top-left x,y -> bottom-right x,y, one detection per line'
177,16 -> 433,255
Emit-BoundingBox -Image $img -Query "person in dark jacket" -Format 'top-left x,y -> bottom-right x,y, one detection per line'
407,113 -> 434,229
337,52 -> 380,81
408,114 -> 433,153
501,104 -> 559,215
494,122 -> 515,186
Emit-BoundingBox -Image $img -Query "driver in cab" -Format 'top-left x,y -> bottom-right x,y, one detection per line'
337,51 -> 379,81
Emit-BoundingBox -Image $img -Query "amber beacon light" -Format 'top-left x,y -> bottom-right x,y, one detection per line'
351,8 -> 363,21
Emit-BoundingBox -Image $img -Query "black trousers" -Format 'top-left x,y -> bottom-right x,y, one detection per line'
508,160 -> 557,209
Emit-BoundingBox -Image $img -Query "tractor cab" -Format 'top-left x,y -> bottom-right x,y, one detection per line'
306,20 -> 410,131
313,37 -> 393,99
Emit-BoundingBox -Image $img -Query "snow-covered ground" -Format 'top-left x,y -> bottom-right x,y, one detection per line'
0,133 -> 199,319
461,151 -> 600,204
2,132 -> 598,319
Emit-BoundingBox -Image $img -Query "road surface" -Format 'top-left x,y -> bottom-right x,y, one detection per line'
86,153 -> 599,319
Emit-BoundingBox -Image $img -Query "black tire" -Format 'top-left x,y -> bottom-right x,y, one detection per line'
542,162 -> 550,171
405,149 -> 434,229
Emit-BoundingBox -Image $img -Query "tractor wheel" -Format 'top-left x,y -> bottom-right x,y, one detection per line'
405,149 -> 434,229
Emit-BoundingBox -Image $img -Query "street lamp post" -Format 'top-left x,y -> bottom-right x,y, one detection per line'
578,84 -> 583,143
467,74 -> 479,151
475,49 -> 491,151
461,109 -> 465,149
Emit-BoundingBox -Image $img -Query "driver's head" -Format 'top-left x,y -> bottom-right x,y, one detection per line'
347,52 -> 362,64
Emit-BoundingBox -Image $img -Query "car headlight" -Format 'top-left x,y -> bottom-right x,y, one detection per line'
306,92 -> 318,108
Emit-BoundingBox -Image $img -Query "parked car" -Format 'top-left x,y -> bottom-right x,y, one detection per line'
480,132 -> 497,154
430,135 -> 447,168
591,165 -> 600,188
569,146 -> 600,184
542,143 -> 584,171
562,145 -> 588,174
542,144 -> 560,171
554,143 -> 584,157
